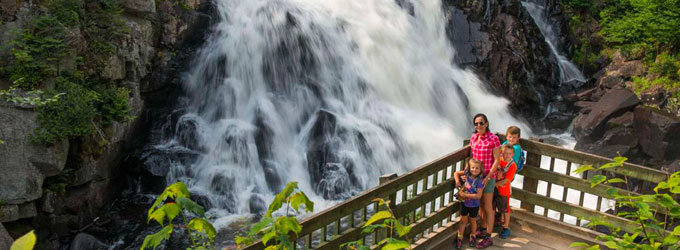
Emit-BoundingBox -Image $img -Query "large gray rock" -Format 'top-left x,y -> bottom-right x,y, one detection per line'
0,105 -> 69,205
634,106 -> 680,160
122,0 -> 156,14
0,202 -> 37,222
0,223 -> 12,250
120,17 -> 155,82
573,89 -> 639,141
70,233 -> 109,250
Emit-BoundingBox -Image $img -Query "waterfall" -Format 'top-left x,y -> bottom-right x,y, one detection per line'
522,1 -> 586,86
146,0 -> 529,227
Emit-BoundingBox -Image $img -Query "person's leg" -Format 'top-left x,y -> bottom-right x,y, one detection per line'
483,192 -> 494,234
458,215 -> 469,237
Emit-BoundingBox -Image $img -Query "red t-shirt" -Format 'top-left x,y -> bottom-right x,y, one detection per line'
497,158 -> 517,197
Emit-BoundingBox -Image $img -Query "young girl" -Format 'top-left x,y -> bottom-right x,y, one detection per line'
453,158 -> 485,249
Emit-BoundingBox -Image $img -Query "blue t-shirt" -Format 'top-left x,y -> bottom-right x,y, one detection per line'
502,141 -> 523,168
463,175 -> 484,208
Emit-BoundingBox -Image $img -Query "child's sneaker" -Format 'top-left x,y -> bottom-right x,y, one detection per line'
474,227 -> 485,237
500,228 -> 511,239
468,235 -> 477,247
476,234 -> 493,249
455,236 -> 463,249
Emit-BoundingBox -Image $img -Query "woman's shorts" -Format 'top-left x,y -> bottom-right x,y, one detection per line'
461,206 -> 479,218
483,178 -> 496,193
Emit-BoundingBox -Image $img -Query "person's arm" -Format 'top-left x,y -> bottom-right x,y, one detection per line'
464,190 -> 483,199
485,147 -> 501,184
454,170 -> 464,187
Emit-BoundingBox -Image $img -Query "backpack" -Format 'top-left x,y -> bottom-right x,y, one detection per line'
517,150 -> 525,172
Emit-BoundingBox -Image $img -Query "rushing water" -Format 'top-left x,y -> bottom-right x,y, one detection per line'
522,1 -> 586,86
145,0 -> 531,231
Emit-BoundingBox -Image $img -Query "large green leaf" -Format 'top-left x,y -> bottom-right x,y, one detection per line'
590,175 -> 607,188
364,211 -> 392,226
10,230 -> 36,250
394,220 -> 411,237
275,216 -> 302,236
381,239 -> 410,250
235,236 -> 254,246
148,182 -> 191,218
176,197 -> 205,216
569,242 -> 590,248
267,182 -> 298,217
656,194 -> 678,208
663,234 -> 680,245
573,165 -> 595,175
148,203 -> 182,226
261,230 -> 276,245
673,225 -> 680,236
140,225 -> 173,250
289,192 -> 314,213
187,218 -> 217,240
249,217 -> 274,236
606,178 -> 626,184
604,240 -> 619,249
166,182 -> 191,199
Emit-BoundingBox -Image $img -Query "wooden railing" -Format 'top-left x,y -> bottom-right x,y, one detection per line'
244,136 -> 669,249
512,137 -> 668,234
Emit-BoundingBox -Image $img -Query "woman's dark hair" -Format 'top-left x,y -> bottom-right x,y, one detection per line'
472,113 -> 490,134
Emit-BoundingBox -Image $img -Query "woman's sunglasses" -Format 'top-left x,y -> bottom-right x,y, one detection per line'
474,122 -> 486,126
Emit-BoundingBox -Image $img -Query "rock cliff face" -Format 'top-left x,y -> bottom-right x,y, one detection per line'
571,52 -> 680,167
443,0 -> 564,128
0,0 -> 214,248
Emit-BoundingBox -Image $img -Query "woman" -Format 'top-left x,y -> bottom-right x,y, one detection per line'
469,113 -> 500,249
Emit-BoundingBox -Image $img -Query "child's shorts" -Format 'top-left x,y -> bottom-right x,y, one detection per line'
494,194 -> 510,213
461,206 -> 479,218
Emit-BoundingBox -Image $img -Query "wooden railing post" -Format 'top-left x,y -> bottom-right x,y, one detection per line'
521,138 -> 542,212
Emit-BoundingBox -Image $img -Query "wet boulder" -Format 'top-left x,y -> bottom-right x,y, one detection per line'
573,89 -> 639,141
634,106 -> 680,160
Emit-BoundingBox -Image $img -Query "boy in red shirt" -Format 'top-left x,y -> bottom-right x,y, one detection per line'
495,144 -> 517,239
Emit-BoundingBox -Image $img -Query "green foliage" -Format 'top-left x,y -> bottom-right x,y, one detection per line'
571,158 -> 680,250
236,182 -> 314,250
649,52 -> 680,80
10,230 -> 37,250
2,0 -> 131,145
0,86 -> 64,106
31,78 -> 98,144
599,0 -> 680,48
27,76 -> 131,145
142,182 -> 217,250
340,198 -> 412,250
563,0 -> 592,10
7,15 -> 68,89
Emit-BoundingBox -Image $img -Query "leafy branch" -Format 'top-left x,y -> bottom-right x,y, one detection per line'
142,182 -> 217,250
340,198 -> 412,250
236,182 -> 314,250
570,157 -> 680,250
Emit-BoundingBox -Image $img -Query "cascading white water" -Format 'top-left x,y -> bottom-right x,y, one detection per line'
155,0 -> 530,228
522,1 -> 586,86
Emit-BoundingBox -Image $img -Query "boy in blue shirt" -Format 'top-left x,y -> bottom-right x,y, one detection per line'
502,126 -> 524,172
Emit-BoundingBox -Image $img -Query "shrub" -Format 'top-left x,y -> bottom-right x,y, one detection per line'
599,0 -> 680,48
31,77 -> 98,144
235,182 -> 314,250
340,198 -> 413,250
570,157 -> 680,249
8,15 -> 68,89
142,182 -> 217,250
